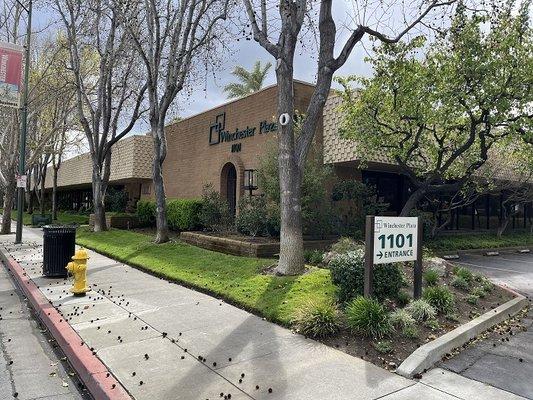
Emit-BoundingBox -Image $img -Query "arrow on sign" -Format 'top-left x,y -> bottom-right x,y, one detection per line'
376,251 -> 383,260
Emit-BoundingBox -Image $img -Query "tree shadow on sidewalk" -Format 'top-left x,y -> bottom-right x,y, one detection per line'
171,275 -> 298,399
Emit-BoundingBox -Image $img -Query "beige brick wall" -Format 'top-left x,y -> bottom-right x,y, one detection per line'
158,82 -> 319,205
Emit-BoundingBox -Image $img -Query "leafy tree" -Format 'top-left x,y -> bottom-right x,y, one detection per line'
243,0 -> 456,275
223,61 -> 272,98
338,1 -> 532,216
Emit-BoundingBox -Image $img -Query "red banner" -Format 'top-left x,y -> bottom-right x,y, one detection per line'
0,41 -> 24,108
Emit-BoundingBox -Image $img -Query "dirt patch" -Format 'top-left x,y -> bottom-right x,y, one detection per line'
320,262 -> 514,371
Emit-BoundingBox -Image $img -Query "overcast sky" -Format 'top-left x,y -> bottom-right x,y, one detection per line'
31,0 -> 439,137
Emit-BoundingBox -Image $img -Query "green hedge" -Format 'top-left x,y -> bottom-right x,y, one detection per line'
136,199 -> 203,231
136,200 -> 157,226
167,199 -> 203,231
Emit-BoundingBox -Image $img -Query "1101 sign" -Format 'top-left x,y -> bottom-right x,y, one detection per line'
373,217 -> 418,264
377,233 -> 414,250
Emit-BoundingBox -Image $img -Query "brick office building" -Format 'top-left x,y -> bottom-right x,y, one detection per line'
42,81 -> 532,232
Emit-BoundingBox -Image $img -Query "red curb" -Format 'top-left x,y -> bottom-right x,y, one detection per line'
2,253 -> 132,400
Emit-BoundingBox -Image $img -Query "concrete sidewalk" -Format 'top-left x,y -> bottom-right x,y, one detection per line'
0,226 -> 527,400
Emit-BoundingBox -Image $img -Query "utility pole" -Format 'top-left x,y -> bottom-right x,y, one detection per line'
15,0 -> 33,244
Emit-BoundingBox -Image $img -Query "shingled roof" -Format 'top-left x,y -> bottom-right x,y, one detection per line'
43,135 -> 153,189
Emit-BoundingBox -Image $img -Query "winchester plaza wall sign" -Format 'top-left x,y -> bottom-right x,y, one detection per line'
209,112 -> 278,152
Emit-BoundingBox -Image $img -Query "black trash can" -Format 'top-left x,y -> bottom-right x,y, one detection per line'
43,225 -> 76,278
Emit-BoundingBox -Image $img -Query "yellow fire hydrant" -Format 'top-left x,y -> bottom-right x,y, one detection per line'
66,248 -> 90,296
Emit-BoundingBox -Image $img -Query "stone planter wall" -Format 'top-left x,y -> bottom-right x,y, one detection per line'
89,214 -> 140,229
180,231 -> 336,258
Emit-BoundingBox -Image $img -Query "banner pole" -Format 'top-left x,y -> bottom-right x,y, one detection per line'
15,0 -> 32,244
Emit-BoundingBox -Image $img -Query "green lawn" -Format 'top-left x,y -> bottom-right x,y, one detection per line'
2,209 -> 90,225
76,227 -> 335,325
426,231 -> 533,253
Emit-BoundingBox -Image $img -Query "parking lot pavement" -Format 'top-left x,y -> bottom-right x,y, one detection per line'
440,251 -> 533,399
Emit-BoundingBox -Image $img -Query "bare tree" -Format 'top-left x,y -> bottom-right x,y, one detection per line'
0,108 -> 19,234
242,0 -> 456,275
54,0 -> 147,231
117,0 -> 230,243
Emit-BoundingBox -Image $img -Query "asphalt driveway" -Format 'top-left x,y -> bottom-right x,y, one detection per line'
440,250 -> 533,399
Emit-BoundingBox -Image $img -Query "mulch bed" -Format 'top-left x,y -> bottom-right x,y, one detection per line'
320,262 -> 514,371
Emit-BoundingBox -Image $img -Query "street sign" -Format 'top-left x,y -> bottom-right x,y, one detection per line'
16,174 -> 27,188
364,216 -> 424,299
0,41 -> 23,108
373,216 -> 418,264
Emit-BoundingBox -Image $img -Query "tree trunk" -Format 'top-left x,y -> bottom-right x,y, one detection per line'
92,165 -> 107,232
52,167 -> 59,221
152,129 -> 169,244
497,204 -> 510,237
1,180 -> 16,234
274,55 -> 305,275
400,187 -> 427,216
26,170 -> 33,214
40,168 -> 47,216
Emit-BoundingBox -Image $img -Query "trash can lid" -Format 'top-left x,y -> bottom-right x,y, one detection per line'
72,248 -> 90,261
43,224 -> 77,231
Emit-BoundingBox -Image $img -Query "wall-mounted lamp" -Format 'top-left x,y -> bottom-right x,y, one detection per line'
243,169 -> 258,196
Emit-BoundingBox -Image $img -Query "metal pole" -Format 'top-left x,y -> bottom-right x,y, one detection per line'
15,0 -> 32,244
413,216 -> 424,299
364,215 -> 374,298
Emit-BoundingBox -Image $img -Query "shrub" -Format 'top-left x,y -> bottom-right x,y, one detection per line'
424,318 -> 440,331
405,299 -> 437,322
389,309 -> 416,331
471,286 -> 487,298
423,269 -> 439,286
199,184 -> 232,231
345,296 -> 392,338
396,291 -> 411,307
445,313 -> 460,322
257,140 -> 334,237
451,276 -> 470,291
329,250 -> 403,302
453,266 -> 474,283
304,250 -> 324,266
330,237 -> 362,254
373,340 -> 393,354
402,325 -> 419,339
423,286 -> 455,314
481,279 -> 494,293
105,187 -> 128,212
291,300 -> 340,339
467,294 -> 479,305
235,196 -> 267,236
136,200 -> 156,226
167,199 -> 203,231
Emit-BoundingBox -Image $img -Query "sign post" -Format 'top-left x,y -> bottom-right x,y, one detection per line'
14,0 -> 33,245
364,216 -> 423,299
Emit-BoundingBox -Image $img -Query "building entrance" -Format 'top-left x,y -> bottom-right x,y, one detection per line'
221,163 -> 237,216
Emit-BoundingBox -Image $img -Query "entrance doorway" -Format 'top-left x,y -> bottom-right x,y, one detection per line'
221,163 -> 237,216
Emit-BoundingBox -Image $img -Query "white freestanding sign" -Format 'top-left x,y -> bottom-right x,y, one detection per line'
373,216 -> 418,264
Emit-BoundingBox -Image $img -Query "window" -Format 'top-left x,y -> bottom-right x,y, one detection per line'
141,183 -> 151,195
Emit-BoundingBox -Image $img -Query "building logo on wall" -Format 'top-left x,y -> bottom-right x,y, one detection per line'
209,112 -> 226,145
208,112 -> 278,149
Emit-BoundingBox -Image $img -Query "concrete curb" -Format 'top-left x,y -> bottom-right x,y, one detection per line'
436,245 -> 532,257
396,294 -> 529,378
0,248 -> 132,400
